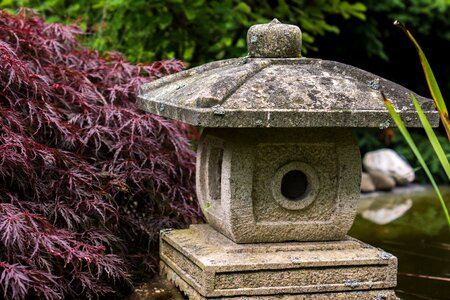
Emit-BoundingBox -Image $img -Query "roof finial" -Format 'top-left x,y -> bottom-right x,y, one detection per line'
247,19 -> 302,58
270,18 -> 281,24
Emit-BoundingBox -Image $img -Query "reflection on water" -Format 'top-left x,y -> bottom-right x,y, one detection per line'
350,186 -> 450,300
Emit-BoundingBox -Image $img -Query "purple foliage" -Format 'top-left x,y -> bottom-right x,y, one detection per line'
0,8 -> 201,299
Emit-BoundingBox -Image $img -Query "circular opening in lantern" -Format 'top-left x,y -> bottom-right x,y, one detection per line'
272,161 -> 318,211
281,170 -> 308,201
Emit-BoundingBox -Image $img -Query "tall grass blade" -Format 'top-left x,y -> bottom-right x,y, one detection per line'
394,20 -> 450,141
410,92 -> 450,181
382,91 -> 450,228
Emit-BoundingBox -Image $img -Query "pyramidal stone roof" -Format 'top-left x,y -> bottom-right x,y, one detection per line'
138,20 -> 438,128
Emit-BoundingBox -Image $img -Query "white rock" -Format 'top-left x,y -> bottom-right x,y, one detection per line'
361,172 -> 375,193
363,148 -> 415,185
368,170 -> 396,191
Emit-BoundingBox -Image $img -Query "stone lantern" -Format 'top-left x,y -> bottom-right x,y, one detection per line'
138,19 -> 438,299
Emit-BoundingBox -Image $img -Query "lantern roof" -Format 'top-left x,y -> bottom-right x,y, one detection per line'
138,19 -> 438,128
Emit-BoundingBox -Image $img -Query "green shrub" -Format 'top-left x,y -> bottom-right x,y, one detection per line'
0,0 -> 366,65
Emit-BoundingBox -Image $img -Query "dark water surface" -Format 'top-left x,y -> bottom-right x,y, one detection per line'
350,186 -> 450,300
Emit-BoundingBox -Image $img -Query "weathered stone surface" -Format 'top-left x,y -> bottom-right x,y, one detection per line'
138,58 -> 438,128
163,266 -> 398,300
363,149 -> 415,185
247,18 -> 302,58
160,225 -> 397,298
197,127 -> 360,243
361,172 -> 376,193
369,170 -> 396,191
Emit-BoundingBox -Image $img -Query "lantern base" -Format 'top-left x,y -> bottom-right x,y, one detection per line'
160,224 -> 398,299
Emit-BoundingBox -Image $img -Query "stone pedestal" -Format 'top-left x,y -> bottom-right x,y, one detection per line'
160,225 -> 398,299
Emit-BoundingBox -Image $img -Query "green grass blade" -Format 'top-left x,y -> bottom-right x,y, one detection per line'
410,92 -> 450,181
394,20 -> 450,141
382,92 -> 450,228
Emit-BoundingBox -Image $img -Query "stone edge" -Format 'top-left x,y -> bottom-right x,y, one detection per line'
137,99 -> 439,128
161,261 -> 399,300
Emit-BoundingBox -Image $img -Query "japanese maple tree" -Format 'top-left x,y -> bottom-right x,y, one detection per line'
0,8 -> 201,299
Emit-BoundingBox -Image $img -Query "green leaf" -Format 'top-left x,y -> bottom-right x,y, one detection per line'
382,92 -> 450,228
191,0 -> 205,7
0,0 -> 14,6
46,16 -> 60,23
158,13 -> 173,30
338,2 -> 366,20
395,20 -> 450,141
183,5 -> 197,21
410,92 -> 450,181
235,2 -> 251,14
92,1 -> 106,9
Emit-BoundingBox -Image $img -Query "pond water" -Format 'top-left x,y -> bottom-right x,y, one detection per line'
350,185 -> 450,300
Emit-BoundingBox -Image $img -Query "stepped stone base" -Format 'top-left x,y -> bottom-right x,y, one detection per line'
160,224 -> 398,300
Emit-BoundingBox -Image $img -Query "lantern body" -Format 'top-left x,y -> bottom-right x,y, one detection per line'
197,128 -> 360,243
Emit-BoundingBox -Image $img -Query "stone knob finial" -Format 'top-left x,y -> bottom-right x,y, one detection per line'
247,18 -> 302,58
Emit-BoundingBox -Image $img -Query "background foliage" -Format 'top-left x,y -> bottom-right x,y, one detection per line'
315,0 -> 450,107
3,0 -> 449,114
2,0 -> 449,96
0,0 -> 366,65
